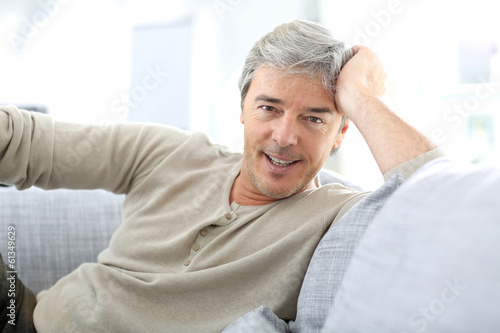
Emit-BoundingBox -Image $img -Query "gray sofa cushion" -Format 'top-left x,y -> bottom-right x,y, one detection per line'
0,187 -> 124,294
318,169 -> 365,192
289,174 -> 403,332
323,157 -> 500,332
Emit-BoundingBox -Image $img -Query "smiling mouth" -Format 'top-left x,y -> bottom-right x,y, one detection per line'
266,154 -> 299,167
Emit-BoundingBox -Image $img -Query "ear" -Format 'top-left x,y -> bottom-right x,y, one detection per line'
240,111 -> 244,124
333,119 -> 350,149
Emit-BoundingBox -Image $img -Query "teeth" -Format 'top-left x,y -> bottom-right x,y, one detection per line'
268,155 -> 296,167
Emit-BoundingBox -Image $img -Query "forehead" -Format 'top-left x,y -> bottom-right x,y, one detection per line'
248,66 -> 334,106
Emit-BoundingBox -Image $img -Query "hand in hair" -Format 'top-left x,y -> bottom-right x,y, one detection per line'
334,45 -> 436,175
334,45 -> 387,118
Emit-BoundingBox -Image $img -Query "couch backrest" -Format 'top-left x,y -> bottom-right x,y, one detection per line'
0,187 -> 124,294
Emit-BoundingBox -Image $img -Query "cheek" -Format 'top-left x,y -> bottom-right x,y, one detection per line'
244,117 -> 270,140
310,147 -> 330,166
304,132 -> 337,158
243,125 -> 263,153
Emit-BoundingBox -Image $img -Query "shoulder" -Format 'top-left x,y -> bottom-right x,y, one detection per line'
134,124 -> 242,174
276,182 -> 368,222
112,123 -> 239,159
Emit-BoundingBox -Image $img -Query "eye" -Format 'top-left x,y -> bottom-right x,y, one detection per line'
308,116 -> 324,124
261,105 -> 275,112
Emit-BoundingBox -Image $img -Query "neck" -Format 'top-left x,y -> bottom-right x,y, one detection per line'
229,174 -> 279,206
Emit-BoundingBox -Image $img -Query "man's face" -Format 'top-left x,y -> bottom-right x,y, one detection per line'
239,66 -> 349,200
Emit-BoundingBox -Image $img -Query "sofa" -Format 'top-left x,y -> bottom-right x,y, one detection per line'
1,157 -> 499,332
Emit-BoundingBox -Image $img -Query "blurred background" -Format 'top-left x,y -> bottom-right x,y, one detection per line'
1,0 -> 499,190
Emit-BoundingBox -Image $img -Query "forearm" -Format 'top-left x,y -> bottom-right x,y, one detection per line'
0,105 -> 185,193
347,88 -> 437,175
0,106 -> 54,188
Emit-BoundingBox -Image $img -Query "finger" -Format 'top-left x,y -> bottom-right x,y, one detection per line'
351,44 -> 371,54
348,45 -> 359,56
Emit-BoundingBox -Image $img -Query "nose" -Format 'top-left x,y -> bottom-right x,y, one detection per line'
271,116 -> 298,148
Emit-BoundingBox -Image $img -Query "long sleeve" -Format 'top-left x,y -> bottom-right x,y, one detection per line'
0,105 -> 190,193
383,147 -> 446,182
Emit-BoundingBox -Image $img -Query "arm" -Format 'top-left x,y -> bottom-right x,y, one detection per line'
335,45 -> 437,175
0,105 -> 189,192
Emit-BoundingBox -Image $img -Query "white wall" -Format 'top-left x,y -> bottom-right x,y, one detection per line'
321,0 -> 500,189
0,0 -> 132,124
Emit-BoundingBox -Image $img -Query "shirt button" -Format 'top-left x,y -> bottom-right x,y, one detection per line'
192,244 -> 200,251
200,229 -> 208,236
184,260 -> 191,266
226,213 -> 232,220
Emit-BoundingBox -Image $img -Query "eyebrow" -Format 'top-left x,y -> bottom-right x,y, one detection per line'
255,94 -> 283,105
254,94 -> 334,115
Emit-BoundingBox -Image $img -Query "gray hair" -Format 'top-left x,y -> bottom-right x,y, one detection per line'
238,19 -> 354,154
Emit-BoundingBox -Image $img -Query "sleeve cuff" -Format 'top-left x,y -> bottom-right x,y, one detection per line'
383,147 -> 446,182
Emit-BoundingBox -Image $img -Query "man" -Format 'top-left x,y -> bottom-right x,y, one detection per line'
0,20 -> 441,332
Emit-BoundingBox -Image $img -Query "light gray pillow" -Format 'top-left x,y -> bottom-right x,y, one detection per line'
289,175 -> 404,333
323,157 -> 500,332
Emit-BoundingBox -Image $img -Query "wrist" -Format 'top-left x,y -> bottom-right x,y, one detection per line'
335,83 -> 380,121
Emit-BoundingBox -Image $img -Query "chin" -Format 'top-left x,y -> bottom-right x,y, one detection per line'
244,147 -> 319,200
254,174 -> 313,200
258,186 -> 297,200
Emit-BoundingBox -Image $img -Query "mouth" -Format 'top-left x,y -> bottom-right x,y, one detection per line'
265,153 -> 300,169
